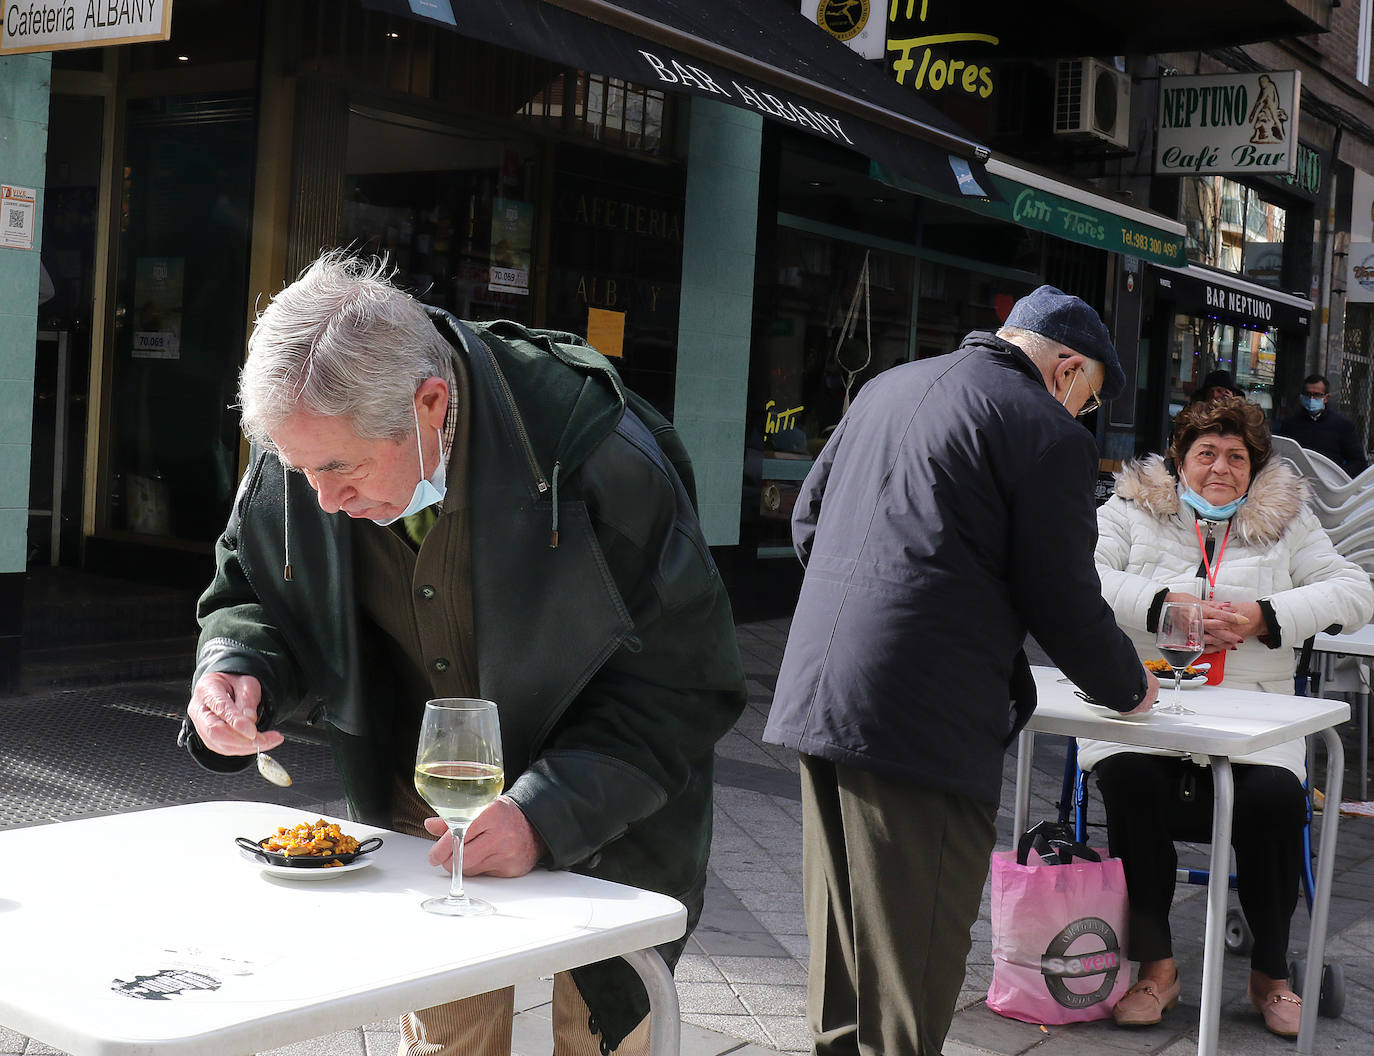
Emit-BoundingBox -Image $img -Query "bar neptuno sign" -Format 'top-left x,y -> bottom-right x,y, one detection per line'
1,0 -> 172,55
1154,70 -> 1300,178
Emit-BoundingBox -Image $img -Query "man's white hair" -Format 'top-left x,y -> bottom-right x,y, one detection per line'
237,249 -> 454,447
997,325 -> 1072,367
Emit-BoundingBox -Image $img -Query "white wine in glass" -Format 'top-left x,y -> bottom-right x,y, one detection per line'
414,698 -> 504,916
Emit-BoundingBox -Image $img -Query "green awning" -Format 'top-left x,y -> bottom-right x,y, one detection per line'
873,158 -> 1187,268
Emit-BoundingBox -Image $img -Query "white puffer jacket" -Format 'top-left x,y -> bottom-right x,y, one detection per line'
1078,454 -> 1374,779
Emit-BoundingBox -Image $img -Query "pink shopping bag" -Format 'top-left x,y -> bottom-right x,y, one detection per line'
986,837 -> 1131,1024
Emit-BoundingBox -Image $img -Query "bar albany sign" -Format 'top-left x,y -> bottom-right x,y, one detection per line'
1,0 -> 172,55
1154,70 -> 1300,177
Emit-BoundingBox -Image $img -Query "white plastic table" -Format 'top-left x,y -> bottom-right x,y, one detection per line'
1013,668 -> 1348,1056
1309,623 -> 1374,799
0,801 -> 686,1056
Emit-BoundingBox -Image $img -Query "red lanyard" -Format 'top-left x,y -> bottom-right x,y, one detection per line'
1195,520 -> 1231,600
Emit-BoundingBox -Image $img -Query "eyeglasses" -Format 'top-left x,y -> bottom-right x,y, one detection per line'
1076,378 -> 1102,418
1057,353 -> 1103,417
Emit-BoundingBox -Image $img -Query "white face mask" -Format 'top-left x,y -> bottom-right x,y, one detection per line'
371,404 -> 447,526
1059,370 -> 1078,412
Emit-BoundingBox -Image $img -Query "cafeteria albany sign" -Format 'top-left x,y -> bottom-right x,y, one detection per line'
1154,70 -> 1300,177
1,0 -> 171,55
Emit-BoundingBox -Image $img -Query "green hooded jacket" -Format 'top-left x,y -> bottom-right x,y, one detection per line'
180,312 -> 746,1047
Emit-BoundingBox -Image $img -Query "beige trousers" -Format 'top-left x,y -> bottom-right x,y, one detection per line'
399,971 -> 650,1056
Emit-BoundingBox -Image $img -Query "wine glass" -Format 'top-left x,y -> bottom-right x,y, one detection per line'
414,698 -> 504,916
1155,601 -> 1205,716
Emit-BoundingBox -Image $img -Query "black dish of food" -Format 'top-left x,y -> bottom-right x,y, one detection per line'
235,834 -> 383,869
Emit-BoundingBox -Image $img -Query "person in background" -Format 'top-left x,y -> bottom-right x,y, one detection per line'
179,250 -> 746,1056
1188,368 -> 1244,405
1276,373 -> 1368,476
1085,396 -> 1373,1036
764,285 -> 1159,1056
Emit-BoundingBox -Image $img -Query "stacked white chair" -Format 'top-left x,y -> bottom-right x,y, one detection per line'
1275,437 -> 1374,759
1272,436 -> 1374,551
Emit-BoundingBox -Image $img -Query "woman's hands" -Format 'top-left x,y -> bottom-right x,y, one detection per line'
1162,591 -> 1267,649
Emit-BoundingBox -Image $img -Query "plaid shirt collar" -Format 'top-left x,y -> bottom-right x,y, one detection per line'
440,387 -> 459,463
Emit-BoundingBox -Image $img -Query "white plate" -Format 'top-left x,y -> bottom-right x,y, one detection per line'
241,851 -> 375,881
1166,674 -> 1209,690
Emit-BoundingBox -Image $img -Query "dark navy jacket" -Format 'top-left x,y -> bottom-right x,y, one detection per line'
1277,408 -> 1368,476
763,331 -> 1147,804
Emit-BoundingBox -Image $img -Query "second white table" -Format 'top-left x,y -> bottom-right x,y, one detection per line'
1014,668 -> 1347,1056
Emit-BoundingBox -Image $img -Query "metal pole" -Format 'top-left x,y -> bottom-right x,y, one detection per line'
1298,729 -> 1344,1055
1013,729 -> 1034,849
50,331 -> 69,566
1197,756 -> 1234,1056
622,948 -> 681,1056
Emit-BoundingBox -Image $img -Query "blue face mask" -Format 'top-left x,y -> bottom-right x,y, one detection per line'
372,405 -> 447,526
1301,394 -> 1325,414
1179,469 -> 1247,521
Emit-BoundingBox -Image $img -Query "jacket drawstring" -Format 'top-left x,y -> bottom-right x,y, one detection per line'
282,471 -> 293,581
549,461 -> 561,548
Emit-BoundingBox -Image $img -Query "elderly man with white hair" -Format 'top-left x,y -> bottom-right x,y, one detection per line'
179,250 -> 746,1056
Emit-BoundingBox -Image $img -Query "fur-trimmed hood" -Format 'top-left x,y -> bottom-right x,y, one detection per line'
1112,453 -> 1311,548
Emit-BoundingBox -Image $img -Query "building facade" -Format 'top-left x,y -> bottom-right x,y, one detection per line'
1,0 -> 1364,686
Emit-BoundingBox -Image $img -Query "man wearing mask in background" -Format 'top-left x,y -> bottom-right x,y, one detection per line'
1276,374 -> 1368,476
764,285 -> 1159,1056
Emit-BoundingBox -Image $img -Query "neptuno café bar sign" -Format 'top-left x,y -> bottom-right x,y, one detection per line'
1154,70 -> 1300,178
1,0 -> 171,55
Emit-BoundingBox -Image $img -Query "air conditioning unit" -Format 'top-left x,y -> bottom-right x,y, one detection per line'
1054,58 -> 1131,149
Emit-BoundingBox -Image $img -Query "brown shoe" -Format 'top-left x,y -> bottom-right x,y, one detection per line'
1113,972 -> 1181,1027
1249,982 -> 1302,1038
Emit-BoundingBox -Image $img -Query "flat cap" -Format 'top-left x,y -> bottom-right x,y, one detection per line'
1005,285 -> 1126,401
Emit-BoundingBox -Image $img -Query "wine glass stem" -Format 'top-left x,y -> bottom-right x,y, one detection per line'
448,824 -> 469,902
1174,672 -> 1183,707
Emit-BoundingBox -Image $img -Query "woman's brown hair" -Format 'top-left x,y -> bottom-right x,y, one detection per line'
1167,395 -> 1271,472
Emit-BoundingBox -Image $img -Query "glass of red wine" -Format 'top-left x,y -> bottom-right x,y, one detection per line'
1155,601 -> 1205,715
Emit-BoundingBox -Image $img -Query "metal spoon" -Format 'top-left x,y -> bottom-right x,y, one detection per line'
255,742 -> 293,787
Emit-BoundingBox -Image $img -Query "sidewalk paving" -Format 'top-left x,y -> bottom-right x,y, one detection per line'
2,617 -> 1373,1055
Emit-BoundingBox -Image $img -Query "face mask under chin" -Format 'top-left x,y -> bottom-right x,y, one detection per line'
1178,468 -> 1247,521
372,407 -> 447,526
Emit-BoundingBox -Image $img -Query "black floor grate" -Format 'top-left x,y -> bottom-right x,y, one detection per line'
0,682 -> 343,829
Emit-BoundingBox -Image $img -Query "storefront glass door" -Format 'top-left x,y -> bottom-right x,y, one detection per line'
106,92 -> 256,543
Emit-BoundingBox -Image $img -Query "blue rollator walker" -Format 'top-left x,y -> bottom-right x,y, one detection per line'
1058,637 -> 1346,1018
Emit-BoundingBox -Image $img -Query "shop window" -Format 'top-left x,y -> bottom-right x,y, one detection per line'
1181,176 -> 1286,288
1166,315 -> 1278,419
544,144 -> 686,415
916,263 -> 1029,361
518,72 -> 667,155
340,110 -> 539,323
746,230 -> 914,553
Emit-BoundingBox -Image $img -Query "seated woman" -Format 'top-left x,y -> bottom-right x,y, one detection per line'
1081,396 -> 1373,1037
